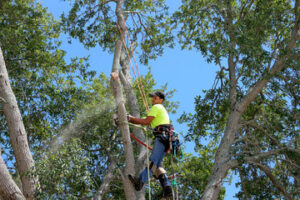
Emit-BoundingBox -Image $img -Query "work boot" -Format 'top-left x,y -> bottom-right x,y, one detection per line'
157,174 -> 173,198
162,185 -> 173,197
158,174 -> 167,187
128,174 -> 143,191
157,185 -> 173,199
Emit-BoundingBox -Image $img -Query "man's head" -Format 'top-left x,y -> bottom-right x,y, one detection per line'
149,91 -> 165,105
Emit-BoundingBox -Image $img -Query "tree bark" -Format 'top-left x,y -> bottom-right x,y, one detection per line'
0,147 -> 26,200
110,37 -> 136,199
119,59 -> 147,200
201,111 -> 241,200
119,55 -> 148,173
0,47 -> 37,200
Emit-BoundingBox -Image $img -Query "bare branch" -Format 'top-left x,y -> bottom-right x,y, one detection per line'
94,159 -> 117,200
136,13 -> 151,37
224,0 -> 238,110
123,11 -> 141,14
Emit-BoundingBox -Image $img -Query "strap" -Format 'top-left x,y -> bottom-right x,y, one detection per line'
130,133 -> 152,151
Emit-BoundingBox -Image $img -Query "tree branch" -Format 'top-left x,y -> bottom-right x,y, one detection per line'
225,0 -> 238,110
237,166 -> 250,199
94,159 -> 117,200
0,46 -> 38,199
237,0 -> 255,22
254,163 -> 293,200
240,120 -> 300,154
112,1 -> 136,199
237,0 -> 299,112
0,147 -> 25,200
230,149 -> 284,168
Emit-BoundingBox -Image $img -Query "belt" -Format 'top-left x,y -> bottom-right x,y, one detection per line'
153,124 -> 173,136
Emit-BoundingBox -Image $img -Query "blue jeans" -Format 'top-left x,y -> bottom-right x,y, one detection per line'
139,136 -> 171,187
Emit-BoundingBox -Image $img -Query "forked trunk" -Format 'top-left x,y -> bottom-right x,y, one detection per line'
0,147 -> 25,200
110,39 -> 136,200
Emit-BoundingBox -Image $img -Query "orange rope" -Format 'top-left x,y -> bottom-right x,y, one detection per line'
117,24 -> 149,112
123,24 -> 149,111
117,21 -> 152,200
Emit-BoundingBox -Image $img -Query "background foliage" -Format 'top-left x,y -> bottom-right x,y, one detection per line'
0,0 -> 298,199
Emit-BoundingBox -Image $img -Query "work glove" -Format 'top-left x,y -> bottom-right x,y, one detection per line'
127,114 -> 132,122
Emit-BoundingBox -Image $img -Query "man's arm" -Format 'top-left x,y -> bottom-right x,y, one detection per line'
128,115 -> 154,126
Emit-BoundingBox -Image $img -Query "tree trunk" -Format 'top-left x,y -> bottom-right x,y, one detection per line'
119,50 -> 148,173
201,1 -> 299,198
0,47 -> 37,199
201,21 -> 299,200
201,111 -> 241,200
110,38 -> 136,200
119,56 -> 147,200
0,147 -> 26,200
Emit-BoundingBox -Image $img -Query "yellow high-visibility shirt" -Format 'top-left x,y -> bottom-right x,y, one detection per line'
147,104 -> 170,128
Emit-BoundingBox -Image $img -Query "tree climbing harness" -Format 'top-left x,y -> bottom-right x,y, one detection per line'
114,116 -> 183,200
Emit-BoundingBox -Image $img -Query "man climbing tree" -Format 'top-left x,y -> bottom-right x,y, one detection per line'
127,91 -> 173,199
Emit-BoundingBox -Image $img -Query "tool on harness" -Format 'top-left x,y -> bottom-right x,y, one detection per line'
154,124 -> 182,156
170,132 -> 182,156
153,124 -> 173,137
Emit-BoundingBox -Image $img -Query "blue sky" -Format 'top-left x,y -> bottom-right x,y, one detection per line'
37,0 -> 239,199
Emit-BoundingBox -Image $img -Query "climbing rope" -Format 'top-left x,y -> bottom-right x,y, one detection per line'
146,132 -> 151,199
169,131 -> 176,200
123,23 -> 149,111
117,18 -> 184,199
117,20 -> 153,199
171,132 -> 184,163
117,24 -> 149,112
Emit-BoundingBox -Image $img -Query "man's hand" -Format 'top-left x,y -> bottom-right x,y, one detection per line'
127,114 -> 132,122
